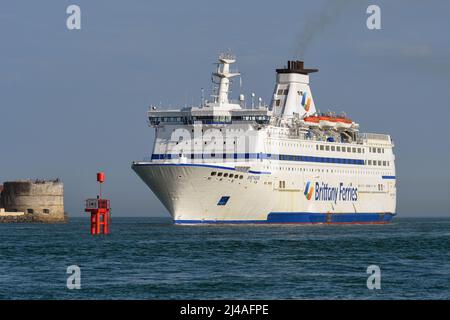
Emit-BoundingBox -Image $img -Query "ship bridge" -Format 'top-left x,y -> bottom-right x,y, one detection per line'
147,52 -> 272,127
148,107 -> 271,126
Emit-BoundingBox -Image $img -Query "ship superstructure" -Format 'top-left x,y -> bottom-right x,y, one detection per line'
132,53 -> 396,224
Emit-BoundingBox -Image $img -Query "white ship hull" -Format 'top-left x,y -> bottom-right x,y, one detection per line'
132,161 -> 396,224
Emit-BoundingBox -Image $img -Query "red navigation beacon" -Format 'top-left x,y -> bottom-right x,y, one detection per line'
85,172 -> 111,235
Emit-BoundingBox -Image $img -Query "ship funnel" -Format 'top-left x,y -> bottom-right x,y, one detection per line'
271,60 -> 318,119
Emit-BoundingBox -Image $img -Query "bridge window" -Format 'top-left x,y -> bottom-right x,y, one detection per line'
211,172 -> 217,176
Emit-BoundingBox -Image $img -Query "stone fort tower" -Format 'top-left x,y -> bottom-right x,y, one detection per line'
0,179 -> 67,222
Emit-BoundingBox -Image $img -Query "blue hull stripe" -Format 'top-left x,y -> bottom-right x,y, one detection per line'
382,175 -> 396,179
174,212 -> 396,224
150,153 -> 366,165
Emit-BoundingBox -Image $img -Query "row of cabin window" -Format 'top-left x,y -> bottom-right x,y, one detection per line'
280,181 -> 386,191
316,144 -> 364,153
263,166 -> 393,178
211,172 -> 244,179
268,141 -> 313,149
367,160 -> 389,167
369,147 -> 385,153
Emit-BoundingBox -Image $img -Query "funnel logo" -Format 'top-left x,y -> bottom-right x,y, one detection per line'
301,92 -> 312,112
304,181 -> 314,200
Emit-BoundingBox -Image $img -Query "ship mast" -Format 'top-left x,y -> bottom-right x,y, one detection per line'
212,52 -> 240,105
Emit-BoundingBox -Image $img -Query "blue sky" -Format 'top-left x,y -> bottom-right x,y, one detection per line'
1,0 -> 449,217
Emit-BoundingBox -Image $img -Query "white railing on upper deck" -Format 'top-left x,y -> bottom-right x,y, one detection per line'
357,133 -> 391,142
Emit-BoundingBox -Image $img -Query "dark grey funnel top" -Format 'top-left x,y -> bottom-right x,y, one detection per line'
276,60 -> 318,75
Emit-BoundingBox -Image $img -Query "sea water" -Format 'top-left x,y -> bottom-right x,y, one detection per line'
0,217 -> 449,299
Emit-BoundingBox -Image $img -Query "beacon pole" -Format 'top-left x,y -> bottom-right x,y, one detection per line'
85,172 -> 111,235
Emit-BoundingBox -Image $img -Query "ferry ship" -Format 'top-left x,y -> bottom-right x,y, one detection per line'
132,53 -> 396,224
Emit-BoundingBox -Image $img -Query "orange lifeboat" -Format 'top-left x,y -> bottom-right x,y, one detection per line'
334,117 -> 352,129
304,114 -> 353,129
303,116 -> 320,127
318,116 -> 335,128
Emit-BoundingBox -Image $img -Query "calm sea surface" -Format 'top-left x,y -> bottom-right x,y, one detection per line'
0,217 -> 449,299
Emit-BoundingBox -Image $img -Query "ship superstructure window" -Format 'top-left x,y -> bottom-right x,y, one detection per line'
43,209 -> 50,214
149,116 -> 188,125
275,100 -> 281,106
211,172 -> 217,176
277,89 -> 283,95
223,173 -> 229,177
217,172 -> 223,177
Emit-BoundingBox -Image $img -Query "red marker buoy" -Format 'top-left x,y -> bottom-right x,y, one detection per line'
85,172 -> 111,235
